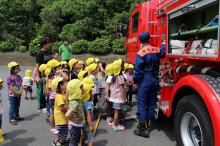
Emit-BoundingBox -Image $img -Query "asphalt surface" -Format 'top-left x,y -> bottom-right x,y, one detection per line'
0,67 -> 177,146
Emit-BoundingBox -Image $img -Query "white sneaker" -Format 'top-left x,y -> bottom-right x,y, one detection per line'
42,108 -> 47,114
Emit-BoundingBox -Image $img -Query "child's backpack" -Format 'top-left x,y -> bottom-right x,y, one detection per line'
98,90 -> 109,113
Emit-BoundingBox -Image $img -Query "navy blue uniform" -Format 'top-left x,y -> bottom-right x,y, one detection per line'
134,44 -> 165,121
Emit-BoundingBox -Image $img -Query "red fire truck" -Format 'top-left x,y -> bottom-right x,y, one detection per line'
123,0 -> 220,145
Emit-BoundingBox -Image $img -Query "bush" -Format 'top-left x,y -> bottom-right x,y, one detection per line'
0,41 -> 15,52
71,40 -> 89,54
19,46 -> 27,53
51,41 -> 62,53
88,38 -> 110,54
29,36 -> 43,56
112,38 -> 126,54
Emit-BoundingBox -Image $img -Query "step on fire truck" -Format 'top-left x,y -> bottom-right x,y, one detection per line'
120,0 -> 220,145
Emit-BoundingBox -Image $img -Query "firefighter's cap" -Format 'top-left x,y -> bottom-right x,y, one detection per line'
139,31 -> 150,43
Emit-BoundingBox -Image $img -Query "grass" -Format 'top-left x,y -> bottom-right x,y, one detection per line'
0,52 -> 126,66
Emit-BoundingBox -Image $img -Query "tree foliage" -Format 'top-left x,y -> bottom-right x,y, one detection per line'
0,0 -> 147,54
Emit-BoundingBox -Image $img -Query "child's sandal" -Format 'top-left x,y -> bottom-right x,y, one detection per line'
9,120 -> 17,125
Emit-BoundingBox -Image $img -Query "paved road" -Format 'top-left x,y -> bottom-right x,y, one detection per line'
0,67 -> 177,146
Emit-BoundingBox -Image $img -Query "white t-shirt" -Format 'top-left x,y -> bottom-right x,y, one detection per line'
23,77 -> 33,86
106,76 -> 113,90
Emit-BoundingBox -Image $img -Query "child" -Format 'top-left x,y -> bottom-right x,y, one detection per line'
88,64 -> 99,107
51,77 -> 69,146
0,78 -> 6,136
23,69 -> 33,100
126,64 -> 135,106
38,64 -> 48,113
7,62 -> 24,125
105,64 -> 115,126
45,68 -> 52,125
47,59 -> 69,135
69,58 -> 80,80
60,61 -> 68,70
81,77 -> 95,146
96,59 -> 106,96
65,79 -> 86,146
109,59 -> 126,131
78,60 -> 85,71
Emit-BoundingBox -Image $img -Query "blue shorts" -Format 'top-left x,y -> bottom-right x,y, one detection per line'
82,123 -> 94,142
46,94 -> 51,115
112,102 -> 126,110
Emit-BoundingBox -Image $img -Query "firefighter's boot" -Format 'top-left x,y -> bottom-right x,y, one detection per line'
134,121 -> 149,138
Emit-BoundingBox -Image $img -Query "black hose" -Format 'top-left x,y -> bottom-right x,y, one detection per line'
164,65 -> 220,78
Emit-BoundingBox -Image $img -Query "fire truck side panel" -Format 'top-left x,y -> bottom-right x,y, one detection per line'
166,75 -> 220,145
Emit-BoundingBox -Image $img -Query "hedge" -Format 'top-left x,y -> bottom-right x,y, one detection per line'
71,40 -> 89,54
51,41 -> 62,53
29,36 -> 43,56
19,46 -> 27,53
88,38 -> 110,54
112,38 -> 126,54
0,41 -> 15,52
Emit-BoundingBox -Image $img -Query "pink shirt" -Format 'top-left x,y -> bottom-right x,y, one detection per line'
109,75 -> 125,103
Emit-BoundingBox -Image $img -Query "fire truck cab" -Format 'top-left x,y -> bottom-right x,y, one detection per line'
125,0 -> 220,145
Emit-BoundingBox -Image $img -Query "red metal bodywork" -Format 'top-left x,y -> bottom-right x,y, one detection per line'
125,0 -> 173,64
166,75 -> 220,146
126,0 -> 220,145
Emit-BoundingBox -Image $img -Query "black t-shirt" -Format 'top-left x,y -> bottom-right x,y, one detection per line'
36,50 -> 53,65
70,71 -> 78,80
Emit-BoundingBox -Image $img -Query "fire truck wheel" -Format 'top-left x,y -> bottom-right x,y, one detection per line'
174,95 -> 214,146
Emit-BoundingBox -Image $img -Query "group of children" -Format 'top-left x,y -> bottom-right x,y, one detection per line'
0,57 -> 135,146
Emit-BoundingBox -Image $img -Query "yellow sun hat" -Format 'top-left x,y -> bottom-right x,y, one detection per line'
68,58 -> 78,70
25,69 -> 32,77
113,59 -> 122,75
95,58 -> 100,63
39,64 -> 47,73
51,77 -> 64,90
88,63 -> 98,73
45,68 -> 51,77
67,79 -> 84,100
124,63 -> 129,70
8,62 -> 19,74
105,64 -> 113,76
78,60 -> 85,65
78,71 -> 87,81
82,77 -> 94,87
0,78 -> 4,83
80,83 -> 93,102
128,64 -> 134,69
47,59 -> 60,69
0,129 -> 4,143
60,61 -> 68,66
86,58 -> 95,66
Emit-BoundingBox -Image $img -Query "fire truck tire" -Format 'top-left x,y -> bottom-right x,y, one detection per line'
174,95 -> 214,146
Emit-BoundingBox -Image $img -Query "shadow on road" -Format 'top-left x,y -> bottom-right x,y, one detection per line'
151,113 -> 176,142
2,129 -> 36,146
95,139 -> 108,146
95,128 -> 108,136
23,113 -> 40,121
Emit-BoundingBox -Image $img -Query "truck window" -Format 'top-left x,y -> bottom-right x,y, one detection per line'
132,10 -> 140,34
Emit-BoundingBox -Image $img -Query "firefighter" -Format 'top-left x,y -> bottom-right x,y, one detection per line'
133,32 -> 165,138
